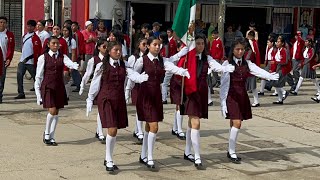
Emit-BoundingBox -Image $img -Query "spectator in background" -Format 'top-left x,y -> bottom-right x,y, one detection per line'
63,19 -> 73,28
36,20 -> 50,46
246,22 -> 258,41
152,22 -> 161,38
96,20 -> 108,39
0,16 -> 15,103
81,21 -> 98,75
299,20 -> 311,40
234,24 -> 243,40
45,18 -> 54,36
306,28 -> 315,41
224,25 -> 235,56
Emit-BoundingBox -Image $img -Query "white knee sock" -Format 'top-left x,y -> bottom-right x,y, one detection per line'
106,135 -> 116,166
295,77 -> 304,93
49,115 -> 59,139
65,81 -> 72,98
260,80 -> 266,93
176,110 -> 184,134
276,88 -> 283,101
141,132 -> 149,161
228,127 -> 239,158
317,94 -> 320,100
45,113 -> 54,139
136,114 -> 143,136
311,79 -> 320,93
184,127 -> 192,155
190,129 -> 201,162
208,86 -> 213,104
252,89 -> 259,104
96,113 -> 103,137
173,111 -> 177,132
147,132 -> 156,165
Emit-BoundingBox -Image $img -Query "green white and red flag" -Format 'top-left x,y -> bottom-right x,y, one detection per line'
172,0 -> 197,95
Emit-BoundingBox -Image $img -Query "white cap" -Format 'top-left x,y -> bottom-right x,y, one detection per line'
85,21 -> 93,27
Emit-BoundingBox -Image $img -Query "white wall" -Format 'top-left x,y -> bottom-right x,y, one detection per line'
90,0 -> 126,20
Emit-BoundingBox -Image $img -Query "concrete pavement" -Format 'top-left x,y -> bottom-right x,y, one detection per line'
1,53 -> 320,179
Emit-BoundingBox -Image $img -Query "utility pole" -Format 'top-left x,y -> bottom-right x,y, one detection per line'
44,0 -> 50,20
218,0 -> 226,41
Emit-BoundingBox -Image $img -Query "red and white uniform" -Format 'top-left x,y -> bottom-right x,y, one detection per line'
0,29 -> 15,75
210,37 -> 224,61
20,32 -> 41,67
291,37 -> 305,60
273,47 -> 289,75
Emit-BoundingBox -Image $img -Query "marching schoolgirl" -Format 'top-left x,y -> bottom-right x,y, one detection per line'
42,25 -> 71,98
79,38 -> 108,142
290,38 -> 320,96
220,38 -> 279,163
125,38 -> 148,143
244,32 -> 261,107
133,36 -> 190,169
259,37 -> 276,95
86,41 -> 149,172
35,36 -> 79,146
170,42 -> 186,140
270,36 -> 290,104
180,34 -> 235,169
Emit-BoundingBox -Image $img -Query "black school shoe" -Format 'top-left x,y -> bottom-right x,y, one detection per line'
184,153 -> 195,162
272,101 -> 283,105
311,97 -> 320,103
14,94 -> 25,99
227,152 -> 241,164
43,132 -> 51,145
104,160 -> 119,171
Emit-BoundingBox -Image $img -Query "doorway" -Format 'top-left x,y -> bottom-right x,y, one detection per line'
131,3 -> 166,28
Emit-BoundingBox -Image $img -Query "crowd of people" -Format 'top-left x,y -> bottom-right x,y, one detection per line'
0,15 -> 319,173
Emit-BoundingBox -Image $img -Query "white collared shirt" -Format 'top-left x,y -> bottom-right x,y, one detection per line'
303,47 -> 309,58
109,57 -> 120,68
36,30 -> 50,46
168,36 -> 173,42
275,48 -> 282,62
233,56 -> 242,65
266,47 -> 273,61
293,40 -> 298,58
20,32 -> 35,64
0,29 -> 8,61
196,53 -> 202,60
63,36 -> 77,54
147,52 -> 159,62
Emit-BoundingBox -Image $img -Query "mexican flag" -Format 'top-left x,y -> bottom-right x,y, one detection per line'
172,0 -> 197,95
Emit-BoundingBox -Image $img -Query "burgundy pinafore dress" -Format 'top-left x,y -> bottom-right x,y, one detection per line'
226,60 -> 252,120
96,61 -> 128,129
182,56 -> 209,119
41,53 -> 68,109
136,56 -> 165,122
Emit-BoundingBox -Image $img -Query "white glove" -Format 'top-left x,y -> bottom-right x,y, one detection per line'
182,69 -> 190,79
268,73 -> 279,81
86,98 -> 93,117
225,64 -> 235,73
36,95 -> 42,106
207,68 -> 212,75
79,86 -> 84,95
136,72 -> 149,83
73,62 -> 79,70
125,89 -> 130,104
221,105 -> 228,118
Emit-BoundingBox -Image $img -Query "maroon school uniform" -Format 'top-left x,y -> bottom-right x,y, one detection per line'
136,56 -> 165,122
41,53 -> 68,109
170,75 -> 182,105
226,60 -> 252,120
92,56 -> 103,105
182,55 -> 209,119
96,60 -> 128,129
